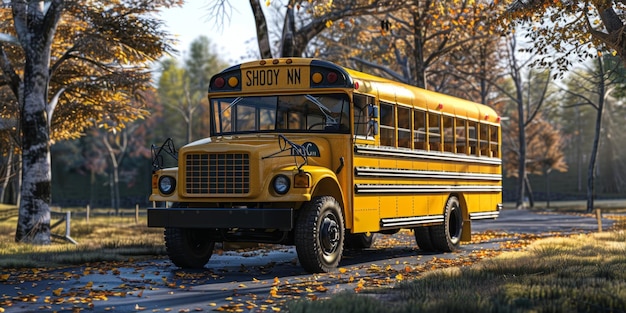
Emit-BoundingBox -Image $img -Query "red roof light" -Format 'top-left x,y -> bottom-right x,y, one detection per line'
327,72 -> 338,84
214,77 -> 225,89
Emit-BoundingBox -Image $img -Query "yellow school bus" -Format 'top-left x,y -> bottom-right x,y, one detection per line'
147,58 -> 502,273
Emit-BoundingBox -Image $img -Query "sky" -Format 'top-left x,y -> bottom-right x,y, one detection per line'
159,1 -> 260,65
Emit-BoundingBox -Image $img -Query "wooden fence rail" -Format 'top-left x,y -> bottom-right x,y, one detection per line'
0,207 -> 17,219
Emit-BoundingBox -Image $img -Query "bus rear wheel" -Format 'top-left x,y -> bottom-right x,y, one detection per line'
429,196 -> 463,252
164,227 -> 215,269
295,196 -> 345,273
413,226 -> 435,251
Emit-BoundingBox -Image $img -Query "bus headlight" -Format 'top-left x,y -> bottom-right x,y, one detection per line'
158,176 -> 176,195
272,175 -> 290,195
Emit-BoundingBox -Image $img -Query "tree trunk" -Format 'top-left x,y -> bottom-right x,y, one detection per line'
575,105 -> 582,192
15,153 -> 21,207
545,169 -> 551,209
279,3 -> 296,57
587,58 -> 606,213
587,95 -> 604,213
12,0 -> 64,244
412,11 -> 426,89
113,163 -> 120,214
103,135 -> 121,214
249,0 -> 272,59
524,175 -> 534,208
15,61 -> 53,244
515,85 -> 526,209
0,149 -> 13,203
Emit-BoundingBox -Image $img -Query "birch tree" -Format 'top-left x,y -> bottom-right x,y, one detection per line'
2,0 -> 181,244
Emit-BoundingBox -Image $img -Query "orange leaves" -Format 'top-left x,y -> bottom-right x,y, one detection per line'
0,229 -> 554,313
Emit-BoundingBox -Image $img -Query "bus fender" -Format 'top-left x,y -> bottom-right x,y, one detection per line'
303,167 -> 347,226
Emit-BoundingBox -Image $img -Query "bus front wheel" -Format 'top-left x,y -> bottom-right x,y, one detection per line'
295,196 -> 345,273
164,227 -> 215,269
345,233 -> 374,250
430,196 -> 463,252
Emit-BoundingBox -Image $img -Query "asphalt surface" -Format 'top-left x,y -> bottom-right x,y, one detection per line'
0,209 -> 616,313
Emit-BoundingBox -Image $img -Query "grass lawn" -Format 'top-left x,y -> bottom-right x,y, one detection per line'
0,207 -> 165,268
288,215 -> 626,313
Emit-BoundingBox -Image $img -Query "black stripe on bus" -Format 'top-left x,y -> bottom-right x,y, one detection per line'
355,167 -> 501,181
354,184 -> 502,194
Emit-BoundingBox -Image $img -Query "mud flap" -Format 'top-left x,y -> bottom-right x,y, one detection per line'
461,219 -> 472,242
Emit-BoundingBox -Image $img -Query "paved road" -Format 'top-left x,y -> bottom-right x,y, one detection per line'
0,209 -> 615,312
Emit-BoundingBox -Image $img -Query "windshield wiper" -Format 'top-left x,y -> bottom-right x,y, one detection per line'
221,97 -> 243,114
261,134 -> 308,169
305,94 -> 337,126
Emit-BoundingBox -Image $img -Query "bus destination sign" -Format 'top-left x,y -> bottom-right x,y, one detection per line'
243,66 -> 310,91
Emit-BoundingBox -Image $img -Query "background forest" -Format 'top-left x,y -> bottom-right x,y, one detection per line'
1,0 -> 626,214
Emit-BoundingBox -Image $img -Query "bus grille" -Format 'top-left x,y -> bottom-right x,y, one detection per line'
185,153 -> 250,194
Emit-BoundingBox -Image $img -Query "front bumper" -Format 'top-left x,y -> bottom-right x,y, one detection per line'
147,207 -> 294,230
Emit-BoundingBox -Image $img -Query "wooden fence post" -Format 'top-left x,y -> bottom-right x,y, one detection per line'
596,209 -> 602,232
135,204 -> 139,224
50,210 -> 78,244
86,204 -> 90,224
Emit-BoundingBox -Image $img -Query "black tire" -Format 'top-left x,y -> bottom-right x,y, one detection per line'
429,196 -> 463,252
413,226 -> 435,251
345,233 -> 374,250
164,227 -> 215,269
295,196 -> 345,273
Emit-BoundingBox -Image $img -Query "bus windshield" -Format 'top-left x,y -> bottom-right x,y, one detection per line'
210,93 -> 350,136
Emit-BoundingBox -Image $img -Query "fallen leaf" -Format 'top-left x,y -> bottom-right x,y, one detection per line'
53,288 -> 63,296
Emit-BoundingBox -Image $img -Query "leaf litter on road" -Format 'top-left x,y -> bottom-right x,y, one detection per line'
0,229 -> 574,312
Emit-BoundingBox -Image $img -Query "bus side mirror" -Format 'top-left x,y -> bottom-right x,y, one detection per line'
368,120 -> 379,136
368,105 -> 379,118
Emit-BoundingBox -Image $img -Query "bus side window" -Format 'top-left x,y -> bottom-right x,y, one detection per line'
443,115 -> 454,153
490,124 -> 499,158
456,119 -> 467,154
468,121 -> 477,155
428,112 -> 441,152
380,102 -> 395,147
353,94 -> 375,138
479,123 -> 489,156
413,109 -> 426,150
397,106 -> 411,149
